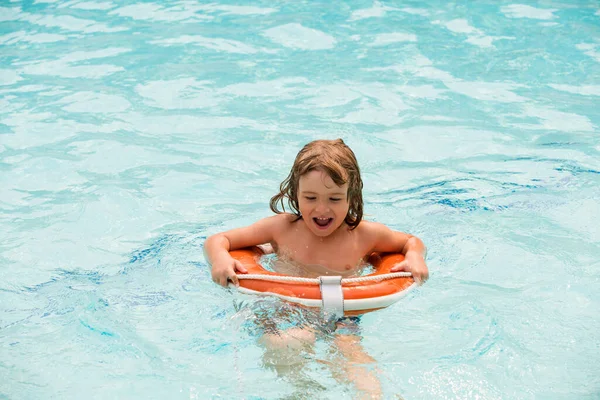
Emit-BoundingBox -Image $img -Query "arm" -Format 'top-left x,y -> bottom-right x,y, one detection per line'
367,222 -> 429,285
204,214 -> 285,287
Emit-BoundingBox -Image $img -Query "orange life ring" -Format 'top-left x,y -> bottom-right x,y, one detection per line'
230,247 -> 416,316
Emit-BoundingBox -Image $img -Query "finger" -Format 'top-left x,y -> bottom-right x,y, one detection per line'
229,274 -> 240,287
390,261 -> 407,272
234,260 -> 248,274
417,271 -> 429,285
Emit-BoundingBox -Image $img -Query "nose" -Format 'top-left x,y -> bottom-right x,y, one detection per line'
315,201 -> 329,214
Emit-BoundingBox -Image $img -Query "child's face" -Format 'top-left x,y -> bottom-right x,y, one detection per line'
297,170 -> 350,237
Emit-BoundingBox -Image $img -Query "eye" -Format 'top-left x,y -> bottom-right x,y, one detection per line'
304,196 -> 316,201
330,198 -> 341,202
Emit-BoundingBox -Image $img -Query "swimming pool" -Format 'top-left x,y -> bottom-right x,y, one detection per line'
1,0 -> 599,398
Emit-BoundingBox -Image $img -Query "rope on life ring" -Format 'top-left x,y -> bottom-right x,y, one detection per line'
237,272 -> 412,283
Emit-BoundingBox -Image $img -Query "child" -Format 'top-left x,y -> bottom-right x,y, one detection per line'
204,138 -> 428,286
204,138 -> 429,398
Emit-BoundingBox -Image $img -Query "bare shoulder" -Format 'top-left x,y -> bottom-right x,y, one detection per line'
221,213 -> 298,250
270,212 -> 298,224
356,220 -> 411,253
264,213 -> 298,233
353,220 -> 388,248
263,213 -> 300,251
356,220 -> 390,236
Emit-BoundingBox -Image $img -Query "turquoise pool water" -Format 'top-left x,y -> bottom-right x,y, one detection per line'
1,1 -> 599,398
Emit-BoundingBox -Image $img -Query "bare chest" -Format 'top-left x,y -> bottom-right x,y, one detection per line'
272,222 -> 371,274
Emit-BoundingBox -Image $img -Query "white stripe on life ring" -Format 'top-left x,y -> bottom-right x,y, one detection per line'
233,282 -> 418,312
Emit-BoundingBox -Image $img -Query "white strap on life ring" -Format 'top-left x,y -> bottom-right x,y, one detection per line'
319,276 -> 344,320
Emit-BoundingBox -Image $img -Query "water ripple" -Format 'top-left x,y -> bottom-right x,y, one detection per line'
1,0 -> 600,398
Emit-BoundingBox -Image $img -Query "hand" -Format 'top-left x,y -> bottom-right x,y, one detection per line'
211,256 -> 248,287
390,251 -> 429,285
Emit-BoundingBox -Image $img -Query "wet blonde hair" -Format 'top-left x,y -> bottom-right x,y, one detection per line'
270,139 -> 364,229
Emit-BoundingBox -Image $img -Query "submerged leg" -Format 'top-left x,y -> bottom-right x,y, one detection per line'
259,327 -> 325,396
259,327 -> 316,367
329,333 -> 383,400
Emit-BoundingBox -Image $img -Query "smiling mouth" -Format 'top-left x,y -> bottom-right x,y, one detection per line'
313,217 -> 333,229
